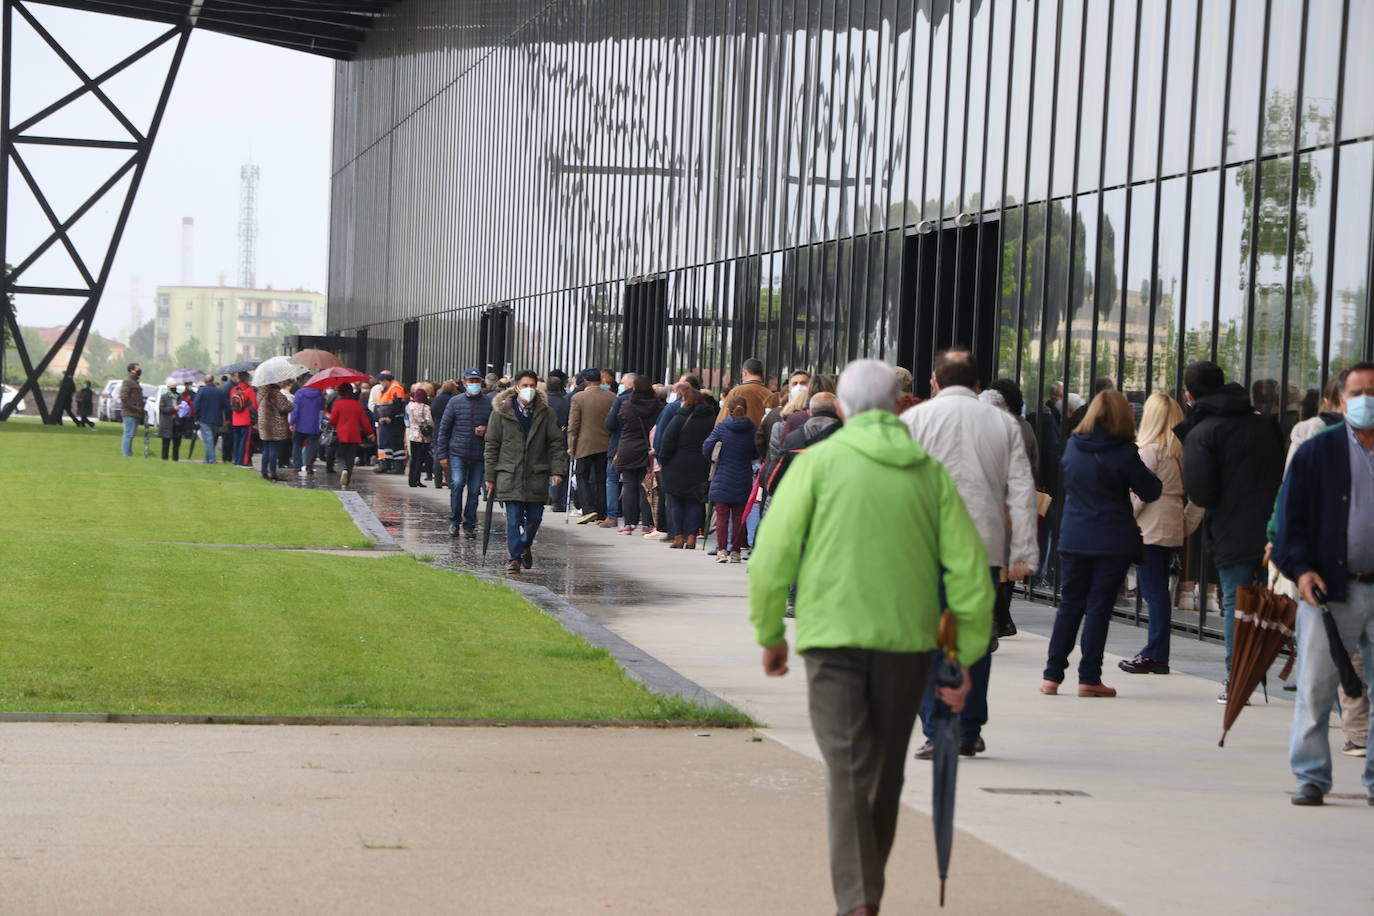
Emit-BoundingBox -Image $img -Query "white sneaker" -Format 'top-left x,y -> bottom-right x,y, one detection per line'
297,467 -> 308,477
340,470 -> 351,487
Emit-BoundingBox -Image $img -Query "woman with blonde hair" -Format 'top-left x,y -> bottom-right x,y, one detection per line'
1042,389 -> 1162,697
1120,392 -> 1203,675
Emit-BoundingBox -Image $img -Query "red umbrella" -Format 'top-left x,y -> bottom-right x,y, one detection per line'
294,348 -> 343,371
305,366 -> 371,390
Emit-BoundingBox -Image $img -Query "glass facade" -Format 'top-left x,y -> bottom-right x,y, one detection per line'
328,0 -> 1374,417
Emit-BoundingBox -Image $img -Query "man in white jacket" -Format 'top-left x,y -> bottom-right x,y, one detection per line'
902,348 -> 1039,758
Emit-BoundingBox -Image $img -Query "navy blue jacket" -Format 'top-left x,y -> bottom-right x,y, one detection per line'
435,391 -> 493,462
193,382 -> 229,427
1058,429 -> 1162,557
546,390 -> 571,430
1273,424 -> 1355,602
604,390 -> 632,457
653,400 -> 683,453
703,415 -> 757,504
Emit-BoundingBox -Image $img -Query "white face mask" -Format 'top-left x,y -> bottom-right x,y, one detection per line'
790,384 -> 807,399
667,390 -> 680,404
518,387 -> 535,404
326,388 -> 336,397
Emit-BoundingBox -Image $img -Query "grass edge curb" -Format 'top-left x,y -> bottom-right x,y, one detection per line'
0,712 -> 750,728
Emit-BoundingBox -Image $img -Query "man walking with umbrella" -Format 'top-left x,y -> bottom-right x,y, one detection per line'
1273,361 -> 1374,806
484,371 -> 568,576
748,359 -> 994,916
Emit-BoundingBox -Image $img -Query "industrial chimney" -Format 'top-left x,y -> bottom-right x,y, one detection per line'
180,216 -> 193,285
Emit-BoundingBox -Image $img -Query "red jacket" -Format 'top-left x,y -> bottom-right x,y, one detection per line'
230,383 -> 258,426
328,398 -> 374,444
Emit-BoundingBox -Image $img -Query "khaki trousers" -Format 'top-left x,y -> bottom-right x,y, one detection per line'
804,648 -> 931,914
1341,649 -> 1369,747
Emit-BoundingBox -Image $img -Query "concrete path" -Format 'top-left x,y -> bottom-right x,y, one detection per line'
348,471 -> 1374,916
0,724 -> 1103,915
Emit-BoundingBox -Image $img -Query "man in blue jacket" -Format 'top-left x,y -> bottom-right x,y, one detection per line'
192,380 -> 229,465
436,368 -> 492,538
1273,361 -> 1374,807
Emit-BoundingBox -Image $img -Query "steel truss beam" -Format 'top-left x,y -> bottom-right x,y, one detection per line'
1,0 -> 190,421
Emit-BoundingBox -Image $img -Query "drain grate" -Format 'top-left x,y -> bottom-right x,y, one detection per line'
981,787 -> 1090,797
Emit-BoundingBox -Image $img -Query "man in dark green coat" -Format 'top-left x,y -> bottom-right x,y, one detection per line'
485,371 -> 568,575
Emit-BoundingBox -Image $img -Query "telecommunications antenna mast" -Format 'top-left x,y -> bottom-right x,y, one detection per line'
237,164 -> 260,288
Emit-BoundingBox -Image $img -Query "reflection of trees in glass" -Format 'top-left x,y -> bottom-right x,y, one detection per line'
1235,90 -> 1331,391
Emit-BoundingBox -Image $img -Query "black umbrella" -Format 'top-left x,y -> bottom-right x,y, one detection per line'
219,359 -> 261,375
1315,587 -> 1364,698
481,487 -> 496,563
930,610 -> 964,908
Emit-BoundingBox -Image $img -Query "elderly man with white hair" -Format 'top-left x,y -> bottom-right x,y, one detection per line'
749,358 -> 994,916
902,347 -> 1039,760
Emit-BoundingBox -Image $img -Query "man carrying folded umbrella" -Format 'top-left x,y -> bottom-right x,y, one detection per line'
748,359 -> 994,916
484,371 -> 568,576
1272,361 -> 1374,807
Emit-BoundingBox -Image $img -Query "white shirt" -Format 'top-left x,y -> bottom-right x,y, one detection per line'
901,386 -> 1039,572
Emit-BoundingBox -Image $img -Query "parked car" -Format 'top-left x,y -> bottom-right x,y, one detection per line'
143,384 -> 166,427
98,379 -> 121,420
1,384 -> 25,414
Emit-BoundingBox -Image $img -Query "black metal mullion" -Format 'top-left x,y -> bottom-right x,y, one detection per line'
1210,0 -> 1238,364
1278,0 -> 1311,421
931,0 -> 955,356
1144,0 -> 1173,394
1241,0 -> 1274,389
1089,0 -> 1116,391
1116,0 -> 1144,385
1034,0 -> 1065,439
1064,0 -> 1090,406
1319,0 -> 1350,383
1013,0 -> 1042,381
992,0 -> 1019,380
972,0 -> 996,353
1174,0 -> 1205,396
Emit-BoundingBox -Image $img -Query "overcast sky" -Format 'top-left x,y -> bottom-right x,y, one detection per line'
8,4 -> 333,344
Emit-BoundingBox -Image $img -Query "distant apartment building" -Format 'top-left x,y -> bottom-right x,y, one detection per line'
154,285 -> 326,364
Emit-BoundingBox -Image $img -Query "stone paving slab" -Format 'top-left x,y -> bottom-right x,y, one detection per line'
0,724 -> 1107,915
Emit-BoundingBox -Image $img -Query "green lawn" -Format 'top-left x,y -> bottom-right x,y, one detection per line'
1,421 -> 741,722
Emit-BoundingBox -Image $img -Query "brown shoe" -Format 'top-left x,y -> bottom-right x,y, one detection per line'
1078,682 -> 1117,698
669,535 -> 686,549
1039,680 -> 1060,695
505,559 -> 522,576
684,535 -> 697,549
597,518 -> 619,529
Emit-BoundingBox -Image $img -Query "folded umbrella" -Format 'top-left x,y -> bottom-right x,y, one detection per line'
252,356 -> 310,387
930,610 -> 963,908
293,348 -> 342,372
481,487 -> 496,562
1219,584 -> 1297,746
1314,587 -> 1364,699
305,366 -> 372,391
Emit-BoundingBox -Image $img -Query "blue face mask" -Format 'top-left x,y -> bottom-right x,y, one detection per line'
1347,395 -> 1374,430
618,384 -> 627,395
599,383 -> 611,391
466,383 -> 482,396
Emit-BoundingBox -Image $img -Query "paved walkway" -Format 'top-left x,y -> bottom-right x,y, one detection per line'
339,469 -> 1373,916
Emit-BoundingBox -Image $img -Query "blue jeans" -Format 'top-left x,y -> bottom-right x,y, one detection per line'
1044,553 -> 1133,685
121,416 -> 139,456
505,501 -> 544,561
668,495 -> 704,537
1138,545 -> 1174,662
232,425 -> 251,465
921,567 -> 999,744
1218,562 -> 1262,671
261,440 -> 282,476
198,422 -> 218,462
294,432 -> 318,469
448,456 -> 484,530
606,471 -> 621,520
1290,583 -> 1374,793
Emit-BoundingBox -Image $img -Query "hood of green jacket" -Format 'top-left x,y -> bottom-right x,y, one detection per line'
829,409 -> 932,468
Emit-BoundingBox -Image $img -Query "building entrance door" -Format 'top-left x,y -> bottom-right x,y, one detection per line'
897,221 -> 1000,397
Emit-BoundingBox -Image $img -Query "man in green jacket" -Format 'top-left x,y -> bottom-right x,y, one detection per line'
748,359 -> 994,916
485,371 -> 568,576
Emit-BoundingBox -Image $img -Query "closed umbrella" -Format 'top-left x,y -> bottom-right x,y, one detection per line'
1315,587 -> 1365,699
305,366 -> 371,391
294,348 -> 343,371
930,610 -> 964,908
219,359 -> 260,375
481,487 -> 497,562
1219,583 -> 1298,746
252,355 -> 310,387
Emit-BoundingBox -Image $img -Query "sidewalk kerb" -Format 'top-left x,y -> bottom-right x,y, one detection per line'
335,490 -> 402,549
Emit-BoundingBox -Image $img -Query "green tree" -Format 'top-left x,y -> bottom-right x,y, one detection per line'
172,336 -> 213,374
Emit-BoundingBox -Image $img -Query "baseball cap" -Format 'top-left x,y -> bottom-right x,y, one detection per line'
463,368 -> 482,380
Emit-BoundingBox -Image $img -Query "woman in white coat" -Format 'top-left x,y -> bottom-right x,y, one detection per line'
1120,392 -> 1202,675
